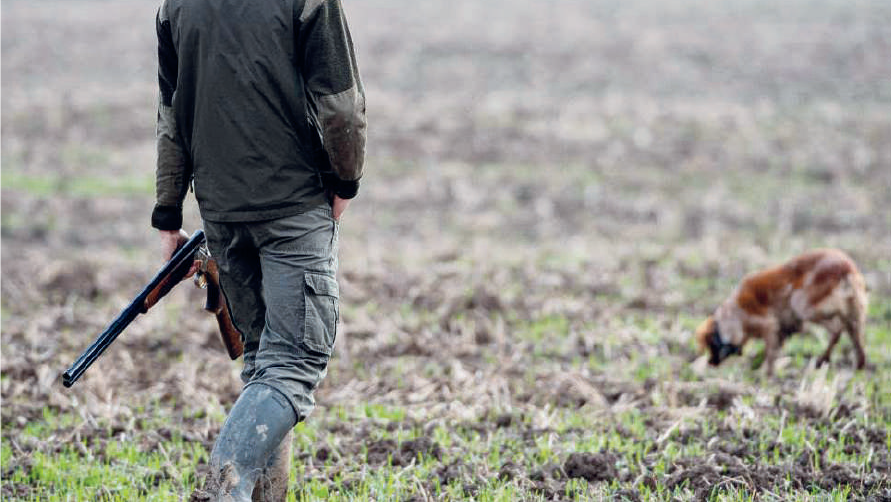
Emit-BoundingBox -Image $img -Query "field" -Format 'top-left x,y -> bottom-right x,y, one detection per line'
2,0 -> 891,500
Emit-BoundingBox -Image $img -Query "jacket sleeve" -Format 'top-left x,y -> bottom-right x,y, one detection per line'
152,2 -> 192,230
298,0 -> 367,199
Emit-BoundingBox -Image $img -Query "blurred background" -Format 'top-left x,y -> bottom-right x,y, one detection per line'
2,0 -> 891,499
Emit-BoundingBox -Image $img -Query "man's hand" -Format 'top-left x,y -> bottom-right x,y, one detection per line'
159,229 -> 200,278
332,195 -> 351,222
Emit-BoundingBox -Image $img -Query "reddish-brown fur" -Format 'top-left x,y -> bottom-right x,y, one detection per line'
807,260 -> 853,306
695,249 -> 868,375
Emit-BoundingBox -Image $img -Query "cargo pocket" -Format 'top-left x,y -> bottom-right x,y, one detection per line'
303,271 -> 339,355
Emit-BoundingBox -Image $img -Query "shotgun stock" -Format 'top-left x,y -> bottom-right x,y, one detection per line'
198,258 -> 243,360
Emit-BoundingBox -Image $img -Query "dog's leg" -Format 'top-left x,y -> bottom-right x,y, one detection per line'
816,330 -> 842,368
848,278 -> 868,370
844,317 -> 867,370
764,332 -> 779,377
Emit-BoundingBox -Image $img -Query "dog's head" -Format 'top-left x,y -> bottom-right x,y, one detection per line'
695,316 -> 742,366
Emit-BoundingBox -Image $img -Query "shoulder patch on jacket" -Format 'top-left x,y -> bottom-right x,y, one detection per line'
158,0 -> 175,23
299,0 -> 330,23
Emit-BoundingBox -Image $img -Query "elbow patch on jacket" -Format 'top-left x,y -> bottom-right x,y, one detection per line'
155,134 -> 189,206
155,100 -> 190,208
157,102 -> 177,141
318,85 -> 366,181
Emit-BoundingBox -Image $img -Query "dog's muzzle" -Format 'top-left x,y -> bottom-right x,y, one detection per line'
708,330 -> 741,366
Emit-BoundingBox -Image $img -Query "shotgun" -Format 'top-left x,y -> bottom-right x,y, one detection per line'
62,230 -> 243,388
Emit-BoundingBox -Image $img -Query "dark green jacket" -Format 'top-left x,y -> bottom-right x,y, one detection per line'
152,0 -> 366,229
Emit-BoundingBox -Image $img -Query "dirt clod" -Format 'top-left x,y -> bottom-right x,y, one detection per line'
563,452 -> 618,483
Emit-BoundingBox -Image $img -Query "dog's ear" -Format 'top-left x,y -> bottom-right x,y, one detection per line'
694,316 -> 716,354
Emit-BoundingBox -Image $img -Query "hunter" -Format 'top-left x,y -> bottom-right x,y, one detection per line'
152,0 -> 366,499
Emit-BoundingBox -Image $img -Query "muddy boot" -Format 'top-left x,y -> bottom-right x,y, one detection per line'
207,385 -> 297,502
251,429 -> 293,501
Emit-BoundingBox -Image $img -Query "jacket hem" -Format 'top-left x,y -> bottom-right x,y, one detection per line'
199,197 -> 328,223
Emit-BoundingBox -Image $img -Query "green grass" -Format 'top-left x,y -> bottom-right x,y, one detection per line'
2,434 -> 206,501
5,379 -> 889,501
516,314 -> 570,344
1,170 -> 154,197
4,298 -> 889,500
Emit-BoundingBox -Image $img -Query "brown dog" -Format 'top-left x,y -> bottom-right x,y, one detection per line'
695,249 -> 868,375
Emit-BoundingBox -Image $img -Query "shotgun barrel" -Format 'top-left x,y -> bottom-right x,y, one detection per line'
62,230 -> 206,388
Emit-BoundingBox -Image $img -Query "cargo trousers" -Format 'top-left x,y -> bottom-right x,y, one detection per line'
204,204 -> 340,423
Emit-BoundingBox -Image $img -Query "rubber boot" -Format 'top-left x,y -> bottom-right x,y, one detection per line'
206,385 -> 297,502
251,429 -> 292,501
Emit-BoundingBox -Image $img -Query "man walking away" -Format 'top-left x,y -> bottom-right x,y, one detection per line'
152,0 -> 366,499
